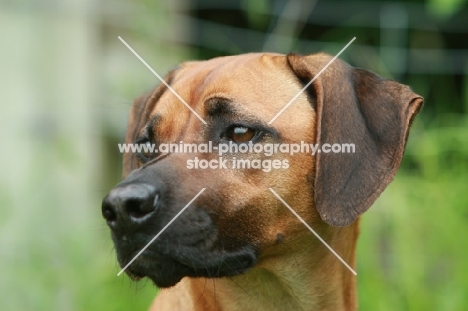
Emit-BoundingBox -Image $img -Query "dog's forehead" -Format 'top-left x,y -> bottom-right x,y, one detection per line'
152,53 -> 312,122
175,53 -> 291,100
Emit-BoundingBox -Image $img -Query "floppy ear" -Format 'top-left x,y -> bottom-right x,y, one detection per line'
122,70 -> 177,178
287,53 -> 423,226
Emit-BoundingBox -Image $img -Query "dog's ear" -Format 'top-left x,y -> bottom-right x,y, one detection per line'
287,53 -> 423,226
122,70 -> 177,178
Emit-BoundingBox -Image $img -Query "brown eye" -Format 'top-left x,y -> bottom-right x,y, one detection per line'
138,140 -> 154,163
230,126 -> 256,143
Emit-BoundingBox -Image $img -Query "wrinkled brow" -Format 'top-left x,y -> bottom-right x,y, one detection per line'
205,97 -> 238,117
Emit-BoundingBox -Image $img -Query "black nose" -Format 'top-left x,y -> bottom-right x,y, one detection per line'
102,183 -> 159,231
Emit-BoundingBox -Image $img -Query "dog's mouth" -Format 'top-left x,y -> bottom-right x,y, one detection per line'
120,247 -> 258,288
123,255 -> 193,287
126,268 -> 144,281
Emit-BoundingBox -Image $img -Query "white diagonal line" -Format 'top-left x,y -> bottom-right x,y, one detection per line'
268,37 -> 356,124
269,188 -> 357,275
118,36 -> 207,125
117,188 -> 206,276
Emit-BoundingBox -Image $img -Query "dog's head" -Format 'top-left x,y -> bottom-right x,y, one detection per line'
102,53 -> 422,287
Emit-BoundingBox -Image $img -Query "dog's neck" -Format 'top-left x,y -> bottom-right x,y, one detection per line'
151,221 -> 359,311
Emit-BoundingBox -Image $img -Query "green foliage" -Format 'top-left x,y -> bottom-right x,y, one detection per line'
357,117 -> 468,310
428,0 -> 468,17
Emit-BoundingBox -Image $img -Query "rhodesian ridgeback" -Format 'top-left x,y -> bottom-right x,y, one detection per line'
102,52 -> 423,310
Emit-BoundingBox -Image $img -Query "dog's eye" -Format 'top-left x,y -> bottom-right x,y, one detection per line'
228,126 -> 256,143
137,140 -> 154,163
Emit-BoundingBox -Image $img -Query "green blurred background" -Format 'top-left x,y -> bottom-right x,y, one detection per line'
1,0 -> 467,310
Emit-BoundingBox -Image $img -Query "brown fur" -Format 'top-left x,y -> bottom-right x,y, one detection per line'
115,53 -> 423,310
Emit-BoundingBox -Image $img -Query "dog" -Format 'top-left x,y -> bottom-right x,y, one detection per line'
102,52 -> 423,310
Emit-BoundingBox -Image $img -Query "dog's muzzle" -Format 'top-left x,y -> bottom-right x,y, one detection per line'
101,165 -> 258,288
